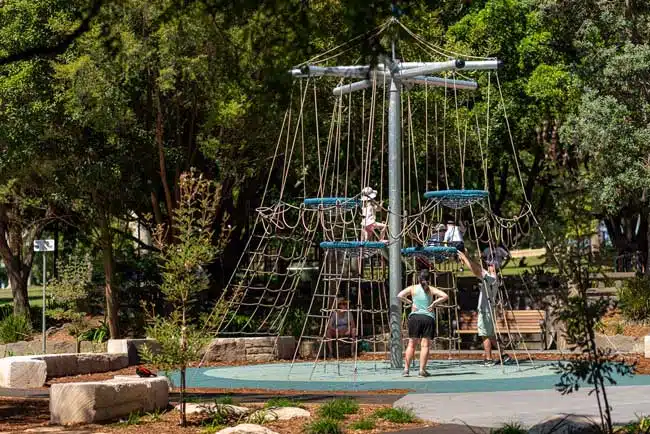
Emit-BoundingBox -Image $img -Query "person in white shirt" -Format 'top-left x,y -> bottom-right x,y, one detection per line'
444,220 -> 466,252
360,187 -> 387,242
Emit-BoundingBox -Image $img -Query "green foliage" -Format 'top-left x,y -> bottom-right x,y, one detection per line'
214,396 -> 234,405
490,422 -> 527,434
116,411 -> 142,426
618,415 -> 650,433
264,397 -> 303,409
45,254 -> 96,339
201,404 -> 241,429
618,277 -> 650,322
78,321 -> 109,343
140,170 -> 230,426
372,407 -> 416,424
304,418 -> 343,434
0,314 -> 33,344
282,308 -> 307,338
145,408 -> 165,422
349,417 -> 376,430
317,398 -> 359,420
48,254 -> 93,307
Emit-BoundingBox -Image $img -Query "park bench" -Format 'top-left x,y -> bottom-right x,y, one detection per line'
509,248 -> 546,258
457,310 -> 548,349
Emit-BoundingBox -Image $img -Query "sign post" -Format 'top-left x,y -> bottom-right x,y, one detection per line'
34,239 -> 55,354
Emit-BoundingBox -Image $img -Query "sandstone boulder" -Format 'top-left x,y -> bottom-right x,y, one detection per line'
216,424 -> 279,434
37,353 -> 128,378
107,339 -> 160,365
175,403 -> 250,416
529,415 -> 601,434
50,376 -> 169,425
0,356 -> 47,388
252,406 -> 310,422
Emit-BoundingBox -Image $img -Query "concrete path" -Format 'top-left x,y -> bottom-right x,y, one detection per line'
394,385 -> 650,429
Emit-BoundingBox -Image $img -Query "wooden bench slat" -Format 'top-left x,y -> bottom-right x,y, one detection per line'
457,310 -> 546,334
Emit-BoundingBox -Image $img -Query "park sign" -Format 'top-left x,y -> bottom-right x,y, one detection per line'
34,239 -> 55,252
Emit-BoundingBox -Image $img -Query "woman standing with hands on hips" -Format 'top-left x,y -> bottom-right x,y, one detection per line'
397,269 -> 448,377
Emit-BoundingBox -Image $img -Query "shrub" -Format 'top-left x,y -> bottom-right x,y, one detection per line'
0,314 -> 33,344
265,397 -> 303,408
214,396 -> 234,405
491,422 -> 527,434
349,417 -> 376,430
372,407 -> 416,424
304,418 -> 343,434
317,398 -> 359,420
618,415 -> 650,433
618,277 -> 650,321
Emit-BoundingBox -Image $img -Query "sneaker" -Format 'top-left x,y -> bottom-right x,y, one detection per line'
402,370 -> 410,377
501,354 -> 512,365
482,359 -> 496,367
418,370 -> 431,377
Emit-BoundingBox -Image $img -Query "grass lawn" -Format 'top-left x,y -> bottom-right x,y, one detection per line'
0,286 -> 45,307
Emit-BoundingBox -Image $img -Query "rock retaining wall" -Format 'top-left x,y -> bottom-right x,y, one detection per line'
0,339 -> 107,357
594,333 -> 646,353
202,336 -> 296,363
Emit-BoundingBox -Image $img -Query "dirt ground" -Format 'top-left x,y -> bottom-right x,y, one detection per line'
0,397 -> 432,433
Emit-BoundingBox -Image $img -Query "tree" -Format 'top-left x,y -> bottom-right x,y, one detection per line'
140,170 -> 231,426
0,0 -> 71,320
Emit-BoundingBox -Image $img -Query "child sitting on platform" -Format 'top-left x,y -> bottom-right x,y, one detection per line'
326,297 -> 357,355
360,186 -> 387,242
444,220 -> 466,252
426,223 -> 447,247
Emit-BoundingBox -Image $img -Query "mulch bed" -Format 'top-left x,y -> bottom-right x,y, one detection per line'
0,398 -> 431,434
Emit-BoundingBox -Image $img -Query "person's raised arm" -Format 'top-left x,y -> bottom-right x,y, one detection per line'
427,287 -> 449,311
457,251 -> 483,279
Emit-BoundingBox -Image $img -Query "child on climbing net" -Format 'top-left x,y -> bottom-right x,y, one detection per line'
360,186 -> 387,242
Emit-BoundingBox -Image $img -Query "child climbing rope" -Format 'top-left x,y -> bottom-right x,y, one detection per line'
360,186 -> 387,242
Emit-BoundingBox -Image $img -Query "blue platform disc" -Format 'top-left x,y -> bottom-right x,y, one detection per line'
321,241 -> 387,250
402,246 -> 458,260
424,190 -> 488,209
304,197 -> 360,209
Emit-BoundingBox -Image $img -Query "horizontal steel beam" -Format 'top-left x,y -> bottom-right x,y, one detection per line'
332,80 -> 373,96
402,75 -> 478,90
291,59 -> 502,81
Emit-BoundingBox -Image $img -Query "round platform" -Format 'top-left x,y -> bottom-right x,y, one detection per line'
303,197 -> 360,209
320,241 -> 387,250
424,189 -> 488,209
177,360 -> 650,393
401,246 -> 457,260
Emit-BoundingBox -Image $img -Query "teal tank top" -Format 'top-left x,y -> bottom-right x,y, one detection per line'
409,284 -> 435,319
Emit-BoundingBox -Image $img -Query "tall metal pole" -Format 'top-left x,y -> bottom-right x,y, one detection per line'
388,40 -> 403,369
42,253 -> 46,354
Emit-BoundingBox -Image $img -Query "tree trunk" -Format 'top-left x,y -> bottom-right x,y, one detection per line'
646,211 -> 650,276
100,218 -> 119,339
9,269 -> 30,320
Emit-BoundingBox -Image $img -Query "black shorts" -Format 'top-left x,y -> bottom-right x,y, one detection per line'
407,314 -> 435,340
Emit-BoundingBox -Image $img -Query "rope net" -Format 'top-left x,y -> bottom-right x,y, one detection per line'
206,18 -> 551,376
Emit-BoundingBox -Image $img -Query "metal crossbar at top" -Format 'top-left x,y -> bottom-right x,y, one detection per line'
290,36 -> 502,369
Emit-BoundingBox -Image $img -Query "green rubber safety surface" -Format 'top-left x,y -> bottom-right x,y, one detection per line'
175,360 -> 650,393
